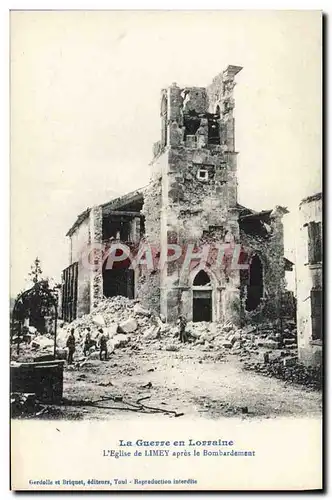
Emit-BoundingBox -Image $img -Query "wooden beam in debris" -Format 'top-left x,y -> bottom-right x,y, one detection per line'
239,210 -> 272,221
102,210 -> 144,218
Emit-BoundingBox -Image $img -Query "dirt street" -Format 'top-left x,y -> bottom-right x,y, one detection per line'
58,345 -> 322,420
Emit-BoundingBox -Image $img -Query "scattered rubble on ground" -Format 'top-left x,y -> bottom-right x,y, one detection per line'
10,392 -> 74,419
11,295 -> 319,390
10,392 -> 40,417
243,358 -> 323,390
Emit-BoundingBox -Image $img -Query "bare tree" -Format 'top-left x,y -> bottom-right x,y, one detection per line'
28,257 -> 43,285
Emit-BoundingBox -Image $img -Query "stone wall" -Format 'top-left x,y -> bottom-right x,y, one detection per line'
207,65 -> 243,153
70,215 -> 91,318
89,205 -> 103,310
77,260 -> 91,318
70,215 -> 90,264
296,193 -> 322,367
157,145 -> 241,323
240,208 -> 287,323
142,66 -> 244,324
137,154 -> 164,314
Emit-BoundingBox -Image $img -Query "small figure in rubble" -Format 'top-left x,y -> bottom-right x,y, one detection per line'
66,328 -> 76,364
99,328 -> 108,361
83,327 -> 92,357
177,315 -> 188,343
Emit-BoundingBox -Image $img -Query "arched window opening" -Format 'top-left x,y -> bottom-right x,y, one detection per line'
193,270 -> 211,286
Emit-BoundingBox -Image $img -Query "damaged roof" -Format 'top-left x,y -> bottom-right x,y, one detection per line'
101,187 -> 145,215
237,203 -> 294,270
66,208 -> 91,237
237,204 -> 273,221
300,192 -> 322,206
237,203 -> 289,220
237,203 -> 289,239
66,187 -> 146,237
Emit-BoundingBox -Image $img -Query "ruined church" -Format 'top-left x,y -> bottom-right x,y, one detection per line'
61,65 -> 291,325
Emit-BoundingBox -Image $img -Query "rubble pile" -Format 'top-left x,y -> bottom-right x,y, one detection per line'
10,329 -> 55,363
10,392 -> 76,419
57,299 -> 244,358
10,392 -> 41,418
12,294 -> 300,382
57,297 -> 168,359
243,359 -> 322,390
184,319 -> 297,356
11,297 -> 170,362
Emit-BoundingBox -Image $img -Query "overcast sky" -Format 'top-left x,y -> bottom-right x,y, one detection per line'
10,10 -> 321,295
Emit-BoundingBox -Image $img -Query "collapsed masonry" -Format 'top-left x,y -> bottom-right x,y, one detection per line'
61,65 -> 293,325
17,295 -> 298,367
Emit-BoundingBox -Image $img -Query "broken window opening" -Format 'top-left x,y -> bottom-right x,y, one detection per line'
183,110 -> 220,146
183,114 -> 200,142
103,218 -> 130,242
197,168 -> 209,182
307,221 -> 322,264
239,218 -> 271,239
245,255 -> 264,312
311,289 -> 322,340
102,259 -> 134,300
208,119 -> 220,145
140,217 -> 146,239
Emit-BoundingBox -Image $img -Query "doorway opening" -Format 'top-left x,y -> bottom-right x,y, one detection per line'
192,270 -> 213,322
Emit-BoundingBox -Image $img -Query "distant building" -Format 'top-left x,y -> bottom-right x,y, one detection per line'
296,192 -> 322,366
61,65 -> 292,325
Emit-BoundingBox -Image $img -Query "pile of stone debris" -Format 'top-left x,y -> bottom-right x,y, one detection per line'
10,328 -> 55,363
56,298 -> 248,358
11,297 -> 161,362
12,295 -> 299,367
10,392 -> 70,419
56,296 -> 167,361
243,357 -> 322,390
184,319 -> 297,357
11,392 -> 46,418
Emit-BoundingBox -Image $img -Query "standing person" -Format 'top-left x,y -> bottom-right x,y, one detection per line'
99,328 -> 108,361
66,328 -> 76,364
177,315 -> 188,343
83,327 -> 92,357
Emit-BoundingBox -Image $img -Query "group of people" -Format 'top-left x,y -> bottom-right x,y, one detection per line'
66,314 -> 189,364
66,327 -> 109,364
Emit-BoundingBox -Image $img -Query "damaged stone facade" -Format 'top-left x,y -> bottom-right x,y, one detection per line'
239,205 -> 289,322
62,189 -> 145,321
142,65 -> 288,324
296,193 -> 322,367
62,65 -> 289,326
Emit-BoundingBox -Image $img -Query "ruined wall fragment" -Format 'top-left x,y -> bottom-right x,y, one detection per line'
239,207 -> 288,323
89,205 -> 103,310
70,215 -> 91,318
296,193 -> 322,367
137,155 -> 165,314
